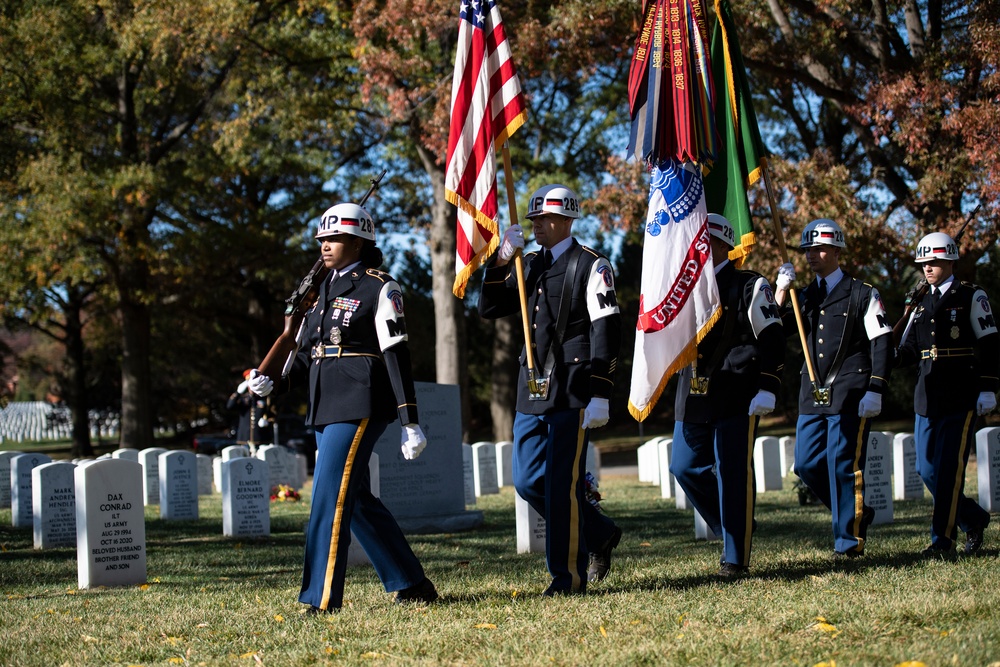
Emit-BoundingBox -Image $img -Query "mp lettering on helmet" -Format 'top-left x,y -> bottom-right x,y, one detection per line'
917,241 -> 958,260
319,212 -> 339,235
807,228 -> 844,245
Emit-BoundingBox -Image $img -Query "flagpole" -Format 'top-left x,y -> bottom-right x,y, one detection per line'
759,159 -> 818,386
500,143 -> 538,375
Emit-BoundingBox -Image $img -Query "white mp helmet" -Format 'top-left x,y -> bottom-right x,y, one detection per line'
316,202 -> 376,242
914,232 -> 959,263
799,218 -> 846,249
526,184 -> 581,219
706,213 -> 736,248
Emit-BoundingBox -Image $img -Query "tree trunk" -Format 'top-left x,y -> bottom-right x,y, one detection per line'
418,146 -> 470,441
62,291 -> 93,458
490,316 -> 518,441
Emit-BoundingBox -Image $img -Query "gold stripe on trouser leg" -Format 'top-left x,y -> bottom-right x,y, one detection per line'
944,411 -> 975,540
851,417 -> 868,550
566,411 -> 586,591
742,416 -> 756,565
320,418 -> 368,610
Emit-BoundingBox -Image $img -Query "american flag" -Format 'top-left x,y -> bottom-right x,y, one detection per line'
445,0 -> 527,298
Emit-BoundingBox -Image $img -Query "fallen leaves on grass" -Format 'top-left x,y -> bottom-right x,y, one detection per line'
474,623 -> 497,629
808,616 -> 841,638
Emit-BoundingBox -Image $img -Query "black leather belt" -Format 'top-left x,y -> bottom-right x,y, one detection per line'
920,346 -> 974,360
310,344 -> 379,360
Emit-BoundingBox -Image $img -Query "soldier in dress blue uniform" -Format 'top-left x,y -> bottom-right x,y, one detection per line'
478,184 -> 623,595
669,214 -> 784,577
896,231 -> 998,556
773,218 -> 892,559
249,202 -> 436,612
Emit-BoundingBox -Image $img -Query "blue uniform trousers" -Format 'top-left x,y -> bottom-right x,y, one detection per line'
914,412 -> 989,549
512,410 -> 618,593
795,413 -> 871,554
300,419 -> 425,610
670,417 -> 758,567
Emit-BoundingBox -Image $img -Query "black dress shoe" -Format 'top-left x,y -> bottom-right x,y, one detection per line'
718,562 -> 749,577
921,542 -> 956,559
965,515 -> 990,555
306,605 -> 337,614
542,581 -> 583,597
832,549 -> 863,561
394,578 -> 438,604
587,525 -> 623,583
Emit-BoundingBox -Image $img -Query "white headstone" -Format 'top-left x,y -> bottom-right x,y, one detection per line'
638,436 -> 664,485
515,492 -> 546,554
257,445 -> 291,489
76,459 -> 147,588
864,431 -> 893,525
112,448 -> 140,462
196,454 -> 213,495
222,458 -> 270,537
371,383 -> 483,532
213,456 -> 223,493
754,436 -> 783,492
657,438 -> 674,499
778,435 -> 795,477
976,427 -> 1000,512
586,442 -> 602,482
674,480 -> 689,511
694,509 -> 719,541
294,453 -> 308,490
11,453 -> 52,528
32,461 -> 77,549
471,441 -> 499,497
159,451 -> 198,521
495,441 -> 514,487
138,447 -> 167,506
462,444 -> 476,506
221,445 -> 250,462
0,450 -> 24,509
892,433 -> 923,501
368,452 -> 380,499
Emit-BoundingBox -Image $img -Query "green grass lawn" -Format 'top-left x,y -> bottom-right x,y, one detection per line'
1,469 -> 998,666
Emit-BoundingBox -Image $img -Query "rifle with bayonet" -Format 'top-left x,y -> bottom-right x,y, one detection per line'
892,203 -> 981,347
255,169 -> 387,379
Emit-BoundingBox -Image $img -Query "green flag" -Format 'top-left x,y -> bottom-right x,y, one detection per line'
703,0 -> 768,267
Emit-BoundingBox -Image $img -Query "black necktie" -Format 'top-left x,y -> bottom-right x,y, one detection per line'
541,250 -> 552,271
818,278 -> 828,302
930,286 -> 940,307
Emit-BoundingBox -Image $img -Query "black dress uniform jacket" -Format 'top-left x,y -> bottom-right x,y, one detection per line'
279,266 -> 419,427
479,240 -> 621,414
674,263 -> 784,423
897,281 -> 999,417
785,275 -> 893,414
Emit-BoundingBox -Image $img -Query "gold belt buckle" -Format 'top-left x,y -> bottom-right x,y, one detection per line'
812,384 -> 831,407
690,376 -> 710,395
929,345 -> 938,360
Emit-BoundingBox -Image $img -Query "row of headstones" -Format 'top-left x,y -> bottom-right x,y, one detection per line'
0,456 -> 274,588
2,445 -> 309,543
460,440 -> 601,503
635,428 -> 1000,540
0,402 -> 121,442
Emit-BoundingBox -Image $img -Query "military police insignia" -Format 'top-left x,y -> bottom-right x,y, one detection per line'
597,264 -> 614,288
388,289 -> 404,314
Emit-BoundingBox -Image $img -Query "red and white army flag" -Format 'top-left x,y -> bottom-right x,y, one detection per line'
628,160 -> 721,421
445,0 -> 527,298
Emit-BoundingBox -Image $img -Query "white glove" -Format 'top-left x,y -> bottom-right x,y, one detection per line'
498,225 -> 525,262
775,262 -> 796,291
247,369 -> 273,397
748,390 -> 776,416
582,397 -> 610,429
858,391 -> 882,418
236,380 -> 249,394
977,391 -> 997,416
257,416 -> 269,428
401,423 -> 427,460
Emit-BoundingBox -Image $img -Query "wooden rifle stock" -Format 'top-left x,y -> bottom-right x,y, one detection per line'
255,169 -> 388,380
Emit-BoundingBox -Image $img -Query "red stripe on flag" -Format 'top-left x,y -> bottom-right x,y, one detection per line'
636,223 -> 712,332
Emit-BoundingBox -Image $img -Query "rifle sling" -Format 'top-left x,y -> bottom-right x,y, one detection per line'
539,247 -> 582,379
